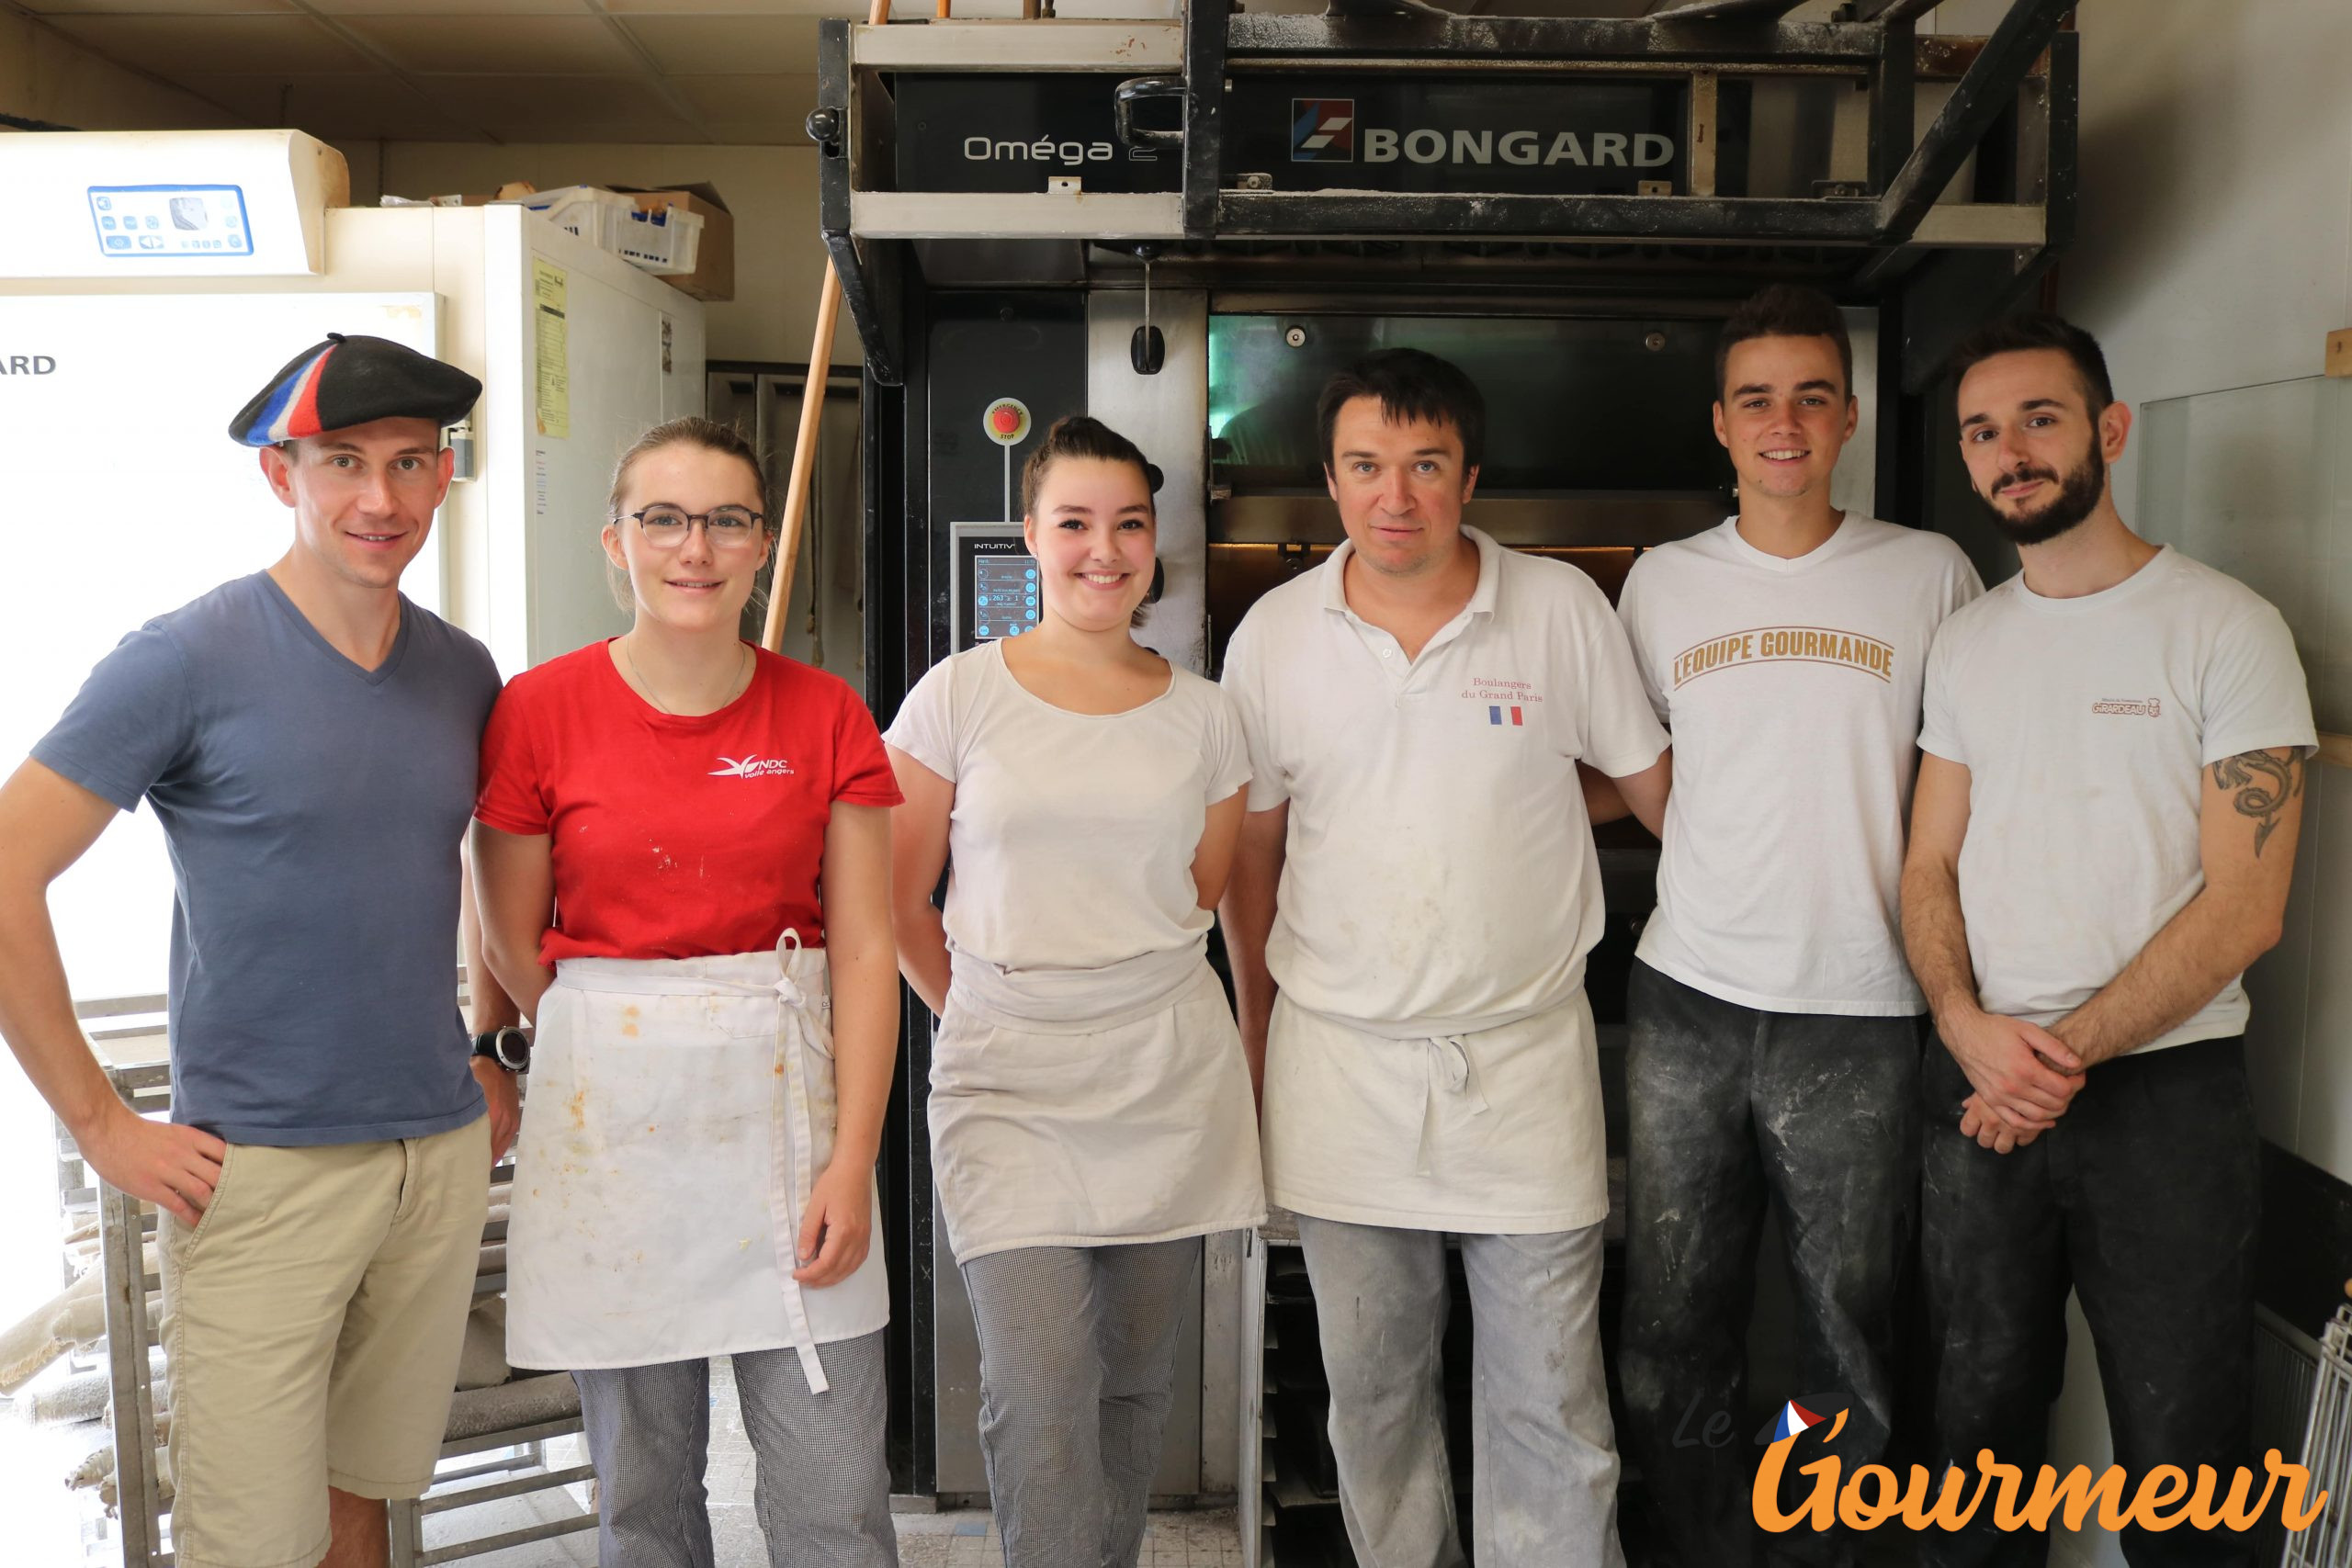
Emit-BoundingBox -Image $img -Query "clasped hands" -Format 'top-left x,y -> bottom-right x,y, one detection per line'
1939,1006 -> 2087,1156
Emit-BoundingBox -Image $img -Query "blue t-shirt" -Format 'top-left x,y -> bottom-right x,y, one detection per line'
34,572 -> 502,1145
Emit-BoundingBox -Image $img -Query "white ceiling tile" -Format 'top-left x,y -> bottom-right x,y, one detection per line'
40,15 -> 379,73
154,73 -> 285,122
175,71 -> 492,140
599,0 -> 865,17
333,14 -> 648,73
410,73 -> 710,141
15,1 -> 299,15
613,14 -> 821,74
300,1 -> 594,12
668,72 -> 820,142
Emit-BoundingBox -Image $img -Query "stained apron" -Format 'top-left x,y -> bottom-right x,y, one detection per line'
930,941 -> 1266,1264
1260,988 -> 1611,1235
505,933 -> 888,1392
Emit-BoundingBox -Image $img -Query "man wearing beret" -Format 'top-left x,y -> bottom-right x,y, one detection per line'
0,335 -> 516,1568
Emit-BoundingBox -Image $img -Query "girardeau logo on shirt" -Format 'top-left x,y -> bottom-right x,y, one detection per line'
2090,697 -> 2162,718
709,755 -> 796,779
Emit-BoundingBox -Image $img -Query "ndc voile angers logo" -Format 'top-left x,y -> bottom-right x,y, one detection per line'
709,755 -> 795,779
1292,98 -> 1356,162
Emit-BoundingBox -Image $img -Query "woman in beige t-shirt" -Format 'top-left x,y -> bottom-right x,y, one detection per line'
884,416 -> 1264,1567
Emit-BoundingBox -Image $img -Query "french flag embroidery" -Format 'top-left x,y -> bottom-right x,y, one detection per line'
1487,705 -> 1524,727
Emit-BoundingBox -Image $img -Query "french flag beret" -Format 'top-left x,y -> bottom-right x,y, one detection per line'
228,333 -> 482,447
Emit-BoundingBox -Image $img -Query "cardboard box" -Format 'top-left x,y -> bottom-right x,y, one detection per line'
613,184 -> 734,302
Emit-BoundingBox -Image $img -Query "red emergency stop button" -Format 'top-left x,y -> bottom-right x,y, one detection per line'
982,397 -> 1032,447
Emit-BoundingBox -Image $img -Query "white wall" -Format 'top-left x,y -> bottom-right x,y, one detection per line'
2064,0 -> 2352,1190
2017,6 -> 2352,1563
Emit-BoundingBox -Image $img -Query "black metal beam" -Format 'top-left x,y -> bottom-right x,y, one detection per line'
1180,0 -> 1225,240
823,231 -> 905,389
2041,28 -> 2079,258
1852,0 -> 1944,21
1867,9 -> 1916,195
1216,189 -> 1880,243
814,19 -> 903,386
1874,0 -> 2072,244
1225,13 -> 1884,63
1647,0 -> 1815,22
1872,294 -> 1926,526
1893,243 -> 2055,394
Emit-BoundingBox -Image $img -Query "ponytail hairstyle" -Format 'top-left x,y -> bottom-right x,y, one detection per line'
602,415 -> 774,610
1019,414 -> 1166,626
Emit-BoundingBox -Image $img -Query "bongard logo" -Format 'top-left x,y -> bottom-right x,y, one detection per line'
1751,1404 -> 2329,1535
2092,696 -> 2163,717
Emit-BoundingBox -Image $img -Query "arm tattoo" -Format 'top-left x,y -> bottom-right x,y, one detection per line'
2211,749 -> 2305,858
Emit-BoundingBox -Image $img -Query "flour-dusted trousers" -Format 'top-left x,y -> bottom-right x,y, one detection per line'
1295,1216 -> 1624,1568
1618,958 -> 1924,1568
958,1240 -> 1203,1567
574,1334 -> 899,1568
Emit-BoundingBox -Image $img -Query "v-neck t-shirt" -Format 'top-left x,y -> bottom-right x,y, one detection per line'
475,640 -> 902,964
883,638 -> 1252,975
33,571 -> 503,1145
1617,514 -> 1983,1014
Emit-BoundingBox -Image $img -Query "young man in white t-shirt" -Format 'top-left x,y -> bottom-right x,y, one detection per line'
1904,313 -> 2313,1567
1220,349 -> 1671,1568
1613,285 -> 1981,1566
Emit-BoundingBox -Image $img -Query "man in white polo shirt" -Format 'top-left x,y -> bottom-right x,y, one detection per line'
1905,313 -> 2312,1567
1220,347 -> 1670,1568
1613,285 -> 1980,1567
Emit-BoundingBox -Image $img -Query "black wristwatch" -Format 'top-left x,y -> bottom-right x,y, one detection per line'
471,1025 -> 530,1073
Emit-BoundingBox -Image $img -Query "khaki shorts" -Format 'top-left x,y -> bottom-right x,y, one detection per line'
160,1116 -> 490,1568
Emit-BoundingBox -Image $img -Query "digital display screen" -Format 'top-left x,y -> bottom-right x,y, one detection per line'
951,524 -> 1040,651
971,554 -> 1039,642
87,185 -> 253,257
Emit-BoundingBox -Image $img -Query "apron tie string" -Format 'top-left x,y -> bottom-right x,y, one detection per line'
767,929 -> 829,1393
1413,1032 -> 1493,1177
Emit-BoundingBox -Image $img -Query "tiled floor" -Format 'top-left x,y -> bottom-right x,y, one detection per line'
11,1350 -> 1243,1566
894,1509 -> 1243,1568
413,1356 -> 1243,1566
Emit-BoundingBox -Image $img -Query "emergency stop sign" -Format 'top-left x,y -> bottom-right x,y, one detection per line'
983,397 -> 1031,446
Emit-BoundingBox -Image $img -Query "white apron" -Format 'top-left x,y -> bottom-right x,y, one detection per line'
1261,988 -> 1609,1235
930,942 -> 1265,1264
506,934 -> 888,1390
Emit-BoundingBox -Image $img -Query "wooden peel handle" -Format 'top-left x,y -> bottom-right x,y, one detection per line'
762,0 -> 897,652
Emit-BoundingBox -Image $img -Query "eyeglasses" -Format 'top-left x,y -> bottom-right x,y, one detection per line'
622,506 -> 766,549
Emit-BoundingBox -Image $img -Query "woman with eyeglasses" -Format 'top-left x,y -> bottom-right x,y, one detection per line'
470,417 -> 901,1568
884,416 -> 1264,1566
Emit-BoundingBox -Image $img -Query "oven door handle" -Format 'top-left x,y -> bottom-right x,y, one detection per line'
1113,75 -> 1186,152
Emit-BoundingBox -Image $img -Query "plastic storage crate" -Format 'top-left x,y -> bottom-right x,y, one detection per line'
503,185 -> 635,253
614,202 -> 706,277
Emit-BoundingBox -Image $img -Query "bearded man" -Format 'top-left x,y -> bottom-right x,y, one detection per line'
1902,313 -> 2313,1568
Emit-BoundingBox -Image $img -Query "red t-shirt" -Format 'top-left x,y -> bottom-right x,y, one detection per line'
475,641 -> 902,964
